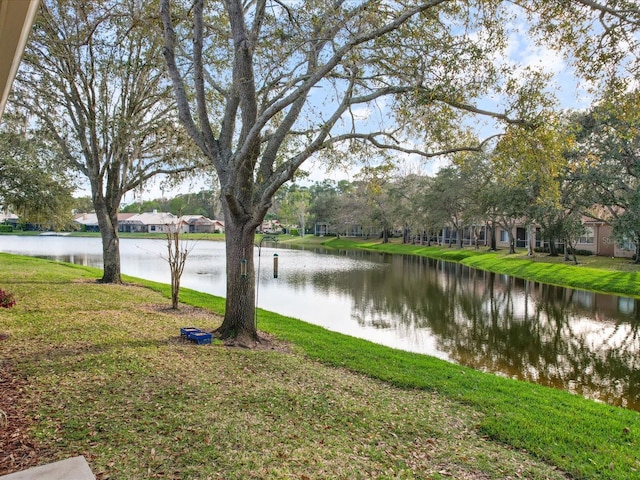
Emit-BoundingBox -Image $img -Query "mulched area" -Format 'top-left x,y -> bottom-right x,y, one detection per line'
0,359 -> 43,476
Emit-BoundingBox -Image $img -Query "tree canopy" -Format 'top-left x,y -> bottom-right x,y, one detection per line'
13,0 -> 201,283
159,0 -> 640,343
0,113 -> 75,230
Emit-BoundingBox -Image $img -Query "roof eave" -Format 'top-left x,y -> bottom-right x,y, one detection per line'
0,0 -> 40,122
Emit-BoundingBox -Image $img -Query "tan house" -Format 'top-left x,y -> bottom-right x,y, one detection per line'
118,211 -> 178,233
0,210 -> 19,227
493,219 -> 635,259
181,215 -> 222,233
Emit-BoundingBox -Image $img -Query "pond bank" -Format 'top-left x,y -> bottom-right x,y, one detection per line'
284,236 -> 640,298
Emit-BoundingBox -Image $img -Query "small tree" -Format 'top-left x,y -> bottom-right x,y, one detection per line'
561,213 -> 586,265
278,185 -> 311,237
163,222 -> 192,309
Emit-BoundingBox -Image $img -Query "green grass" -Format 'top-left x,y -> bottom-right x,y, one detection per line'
1,253 -> 639,479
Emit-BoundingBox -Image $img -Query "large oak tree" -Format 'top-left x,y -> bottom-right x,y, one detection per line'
13,0 -> 200,283
160,0 -> 639,344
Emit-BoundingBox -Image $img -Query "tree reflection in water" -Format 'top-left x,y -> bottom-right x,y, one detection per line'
313,254 -> 640,411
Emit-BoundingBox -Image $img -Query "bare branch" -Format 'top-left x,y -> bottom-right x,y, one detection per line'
160,0 -> 213,158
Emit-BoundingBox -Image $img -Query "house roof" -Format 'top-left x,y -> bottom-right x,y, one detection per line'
0,0 -> 40,122
0,212 -> 18,221
73,213 -> 98,226
181,215 -> 214,225
122,211 -> 178,225
73,213 -> 137,226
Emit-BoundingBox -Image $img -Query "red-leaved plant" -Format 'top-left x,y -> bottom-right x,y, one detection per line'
0,289 -> 16,308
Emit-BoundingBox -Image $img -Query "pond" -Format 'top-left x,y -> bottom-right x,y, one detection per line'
1,234 -> 639,411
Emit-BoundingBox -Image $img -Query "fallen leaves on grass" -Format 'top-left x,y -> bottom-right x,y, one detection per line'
0,267 -> 572,479
0,364 -> 43,476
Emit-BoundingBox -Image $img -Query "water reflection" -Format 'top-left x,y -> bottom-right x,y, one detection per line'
1,236 -> 639,411
320,254 -> 640,410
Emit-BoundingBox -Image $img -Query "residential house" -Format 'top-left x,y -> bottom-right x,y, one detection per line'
118,211 -> 178,233
212,219 -> 225,233
180,215 -> 223,233
74,213 -> 138,232
73,213 -> 99,232
259,219 -> 283,234
492,217 -> 635,259
0,211 -> 19,228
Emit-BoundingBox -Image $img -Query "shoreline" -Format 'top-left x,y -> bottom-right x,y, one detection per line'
281,235 -> 640,299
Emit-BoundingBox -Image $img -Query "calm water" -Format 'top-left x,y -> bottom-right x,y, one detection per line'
1,235 -> 639,411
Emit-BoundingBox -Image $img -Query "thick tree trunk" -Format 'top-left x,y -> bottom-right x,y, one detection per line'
488,222 -> 497,251
94,200 -> 122,283
101,229 -> 122,283
216,214 -> 259,345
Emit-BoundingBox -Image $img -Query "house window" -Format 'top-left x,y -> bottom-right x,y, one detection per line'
499,230 -> 508,242
578,226 -> 594,244
150,225 -> 156,232
620,238 -> 636,251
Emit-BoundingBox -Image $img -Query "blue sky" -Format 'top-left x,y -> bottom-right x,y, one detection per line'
121,12 -> 598,203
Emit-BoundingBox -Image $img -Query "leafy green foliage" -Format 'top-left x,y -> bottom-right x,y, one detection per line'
0,115 -> 75,230
572,90 -> 640,260
159,0 -> 640,338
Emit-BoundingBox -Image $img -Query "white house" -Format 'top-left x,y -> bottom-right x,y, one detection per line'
118,211 -> 179,233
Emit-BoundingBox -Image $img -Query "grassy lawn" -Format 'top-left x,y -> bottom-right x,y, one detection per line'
0,253 -> 639,479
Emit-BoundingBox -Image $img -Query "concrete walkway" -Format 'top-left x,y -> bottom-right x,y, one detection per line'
0,456 -> 95,480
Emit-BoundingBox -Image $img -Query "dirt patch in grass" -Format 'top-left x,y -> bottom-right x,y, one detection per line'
142,302 -> 222,321
0,364 -> 44,476
146,303 -> 293,353
224,330 -> 293,353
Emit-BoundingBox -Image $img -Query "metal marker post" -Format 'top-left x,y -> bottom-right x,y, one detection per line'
254,236 -> 278,330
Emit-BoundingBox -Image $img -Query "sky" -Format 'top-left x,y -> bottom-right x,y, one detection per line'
118,11 -> 597,204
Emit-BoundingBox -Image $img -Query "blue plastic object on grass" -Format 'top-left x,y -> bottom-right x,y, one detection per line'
189,332 -> 212,345
180,327 -> 212,345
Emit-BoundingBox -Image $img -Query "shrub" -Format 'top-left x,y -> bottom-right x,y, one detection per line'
0,289 -> 16,308
0,225 -> 13,233
568,248 -> 593,256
